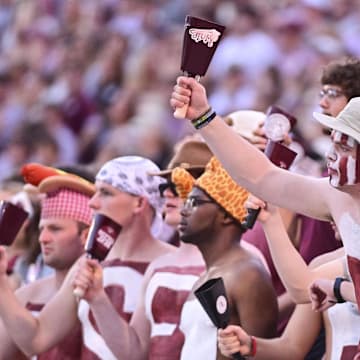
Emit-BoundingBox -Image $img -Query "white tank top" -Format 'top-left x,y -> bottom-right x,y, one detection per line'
78,259 -> 147,360
327,302 -> 360,360
179,298 -> 217,360
339,213 -> 360,261
145,265 -> 203,359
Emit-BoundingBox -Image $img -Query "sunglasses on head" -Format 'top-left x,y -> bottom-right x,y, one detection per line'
159,181 -> 178,197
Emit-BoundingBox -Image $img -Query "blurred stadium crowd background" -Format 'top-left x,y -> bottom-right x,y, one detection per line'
0,0 -> 358,179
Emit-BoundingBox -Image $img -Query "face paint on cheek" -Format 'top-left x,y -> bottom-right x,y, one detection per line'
328,155 -> 339,186
338,156 -> 349,186
332,132 -> 360,186
329,132 -> 342,186
354,145 -> 360,184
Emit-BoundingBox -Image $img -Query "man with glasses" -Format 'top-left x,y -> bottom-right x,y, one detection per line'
319,57 -> 360,117
319,88 -> 345,102
174,156 -> 278,359
146,139 -> 268,359
314,57 -> 360,164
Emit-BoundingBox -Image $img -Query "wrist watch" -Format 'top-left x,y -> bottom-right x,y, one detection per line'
333,277 -> 349,303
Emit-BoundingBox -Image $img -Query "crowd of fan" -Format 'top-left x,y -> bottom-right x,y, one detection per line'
0,0 -> 358,181
0,1 -> 359,359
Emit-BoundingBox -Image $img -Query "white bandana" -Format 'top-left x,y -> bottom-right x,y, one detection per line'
96,156 -> 166,236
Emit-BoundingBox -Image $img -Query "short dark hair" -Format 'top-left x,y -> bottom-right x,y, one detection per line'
321,57 -> 360,100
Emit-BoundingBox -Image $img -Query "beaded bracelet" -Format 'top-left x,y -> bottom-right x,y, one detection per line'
191,107 -> 217,130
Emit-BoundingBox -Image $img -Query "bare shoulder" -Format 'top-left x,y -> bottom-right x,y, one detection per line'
224,252 -> 274,296
241,241 -> 270,273
231,255 -> 270,281
15,276 -> 55,305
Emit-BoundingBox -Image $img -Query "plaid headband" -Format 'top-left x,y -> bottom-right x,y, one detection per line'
41,188 -> 93,225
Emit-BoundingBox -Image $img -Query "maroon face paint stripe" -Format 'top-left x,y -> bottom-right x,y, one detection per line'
356,145 -> 360,183
339,157 -> 348,186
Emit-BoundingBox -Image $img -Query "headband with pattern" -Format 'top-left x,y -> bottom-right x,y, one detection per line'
172,157 -> 249,224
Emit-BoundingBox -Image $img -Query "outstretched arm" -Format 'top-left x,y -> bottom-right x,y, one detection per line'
170,76 -> 332,221
0,247 -> 80,356
218,303 -> 321,360
246,196 -> 345,303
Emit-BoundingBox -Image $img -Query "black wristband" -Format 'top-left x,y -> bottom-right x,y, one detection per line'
191,107 -> 217,130
333,277 -> 348,303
